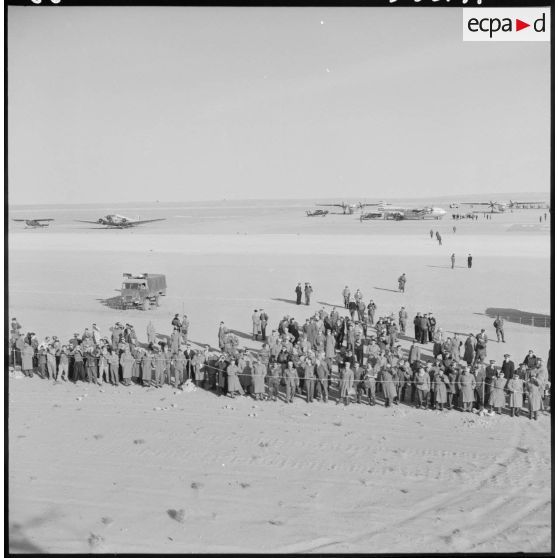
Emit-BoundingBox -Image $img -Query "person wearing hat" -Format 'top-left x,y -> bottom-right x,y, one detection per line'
295,283 -> 303,305
304,283 -> 313,306
218,322 -> 227,352
120,345 -> 134,386
342,286 -> 351,309
251,357 -> 267,401
72,345 -> 85,383
314,355 -> 329,402
21,342 -> 35,378
252,309 -> 262,341
493,315 -> 505,343
507,372 -> 524,417
472,363 -> 487,412
140,348 -> 154,387
336,361 -> 352,406
259,309 -> 269,342
501,354 -> 515,379
152,346 -> 165,388
525,373 -> 543,420
474,329 -> 488,365
172,314 -> 182,331
107,348 -> 119,386
397,273 -> 406,293
488,370 -> 507,415
398,307 -> 408,336
482,359 -> 497,404
427,313 -> 436,343
523,350 -> 538,370
283,360 -> 298,403
173,349 -> 186,389
226,358 -> 244,398
415,366 -> 430,410
459,366 -> 476,412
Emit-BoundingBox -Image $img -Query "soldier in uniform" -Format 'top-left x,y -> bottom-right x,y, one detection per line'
295,283 -> 303,305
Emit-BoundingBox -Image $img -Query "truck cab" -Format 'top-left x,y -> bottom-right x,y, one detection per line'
120,273 -> 167,310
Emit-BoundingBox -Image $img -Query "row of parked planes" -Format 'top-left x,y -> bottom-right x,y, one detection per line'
306,199 -> 549,221
11,199 -> 549,229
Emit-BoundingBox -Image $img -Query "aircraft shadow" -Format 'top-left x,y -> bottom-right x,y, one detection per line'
270,297 -> 299,305
373,287 -> 400,293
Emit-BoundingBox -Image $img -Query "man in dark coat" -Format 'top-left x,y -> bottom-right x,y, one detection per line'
427,314 -> 436,343
295,283 -> 302,305
523,350 -> 538,369
472,363 -> 486,411
419,314 -> 429,344
260,310 -> 269,342
493,315 -> 505,343
413,313 -> 421,342
467,254 -> 473,268
501,354 -> 515,379
484,359 -> 499,407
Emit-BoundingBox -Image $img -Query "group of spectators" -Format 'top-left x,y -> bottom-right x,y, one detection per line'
9,290 -> 551,420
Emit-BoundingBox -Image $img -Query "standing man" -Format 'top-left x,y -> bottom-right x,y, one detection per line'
397,273 -> 406,293
367,300 -> 377,325
501,353 -> 515,379
427,313 -> 436,343
252,309 -> 261,341
467,254 -> 473,269
342,286 -> 351,309
304,283 -> 313,306
295,283 -> 302,305
398,307 -> 408,335
259,309 -> 269,342
475,329 -> 488,364
218,322 -> 227,352
146,321 -> 156,347
450,253 -> 455,269
493,315 -> 505,343
435,231 -> 442,245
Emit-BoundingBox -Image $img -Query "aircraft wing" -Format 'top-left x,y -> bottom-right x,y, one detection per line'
128,218 -> 166,226
317,204 -> 343,208
75,219 -> 104,225
34,218 -> 54,222
359,203 -> 382,208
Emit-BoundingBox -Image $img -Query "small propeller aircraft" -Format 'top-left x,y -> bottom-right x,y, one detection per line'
12,218 -> 54,229
306,209 -> 329,217
508,200 -> 549,209
75,214 -> 166,229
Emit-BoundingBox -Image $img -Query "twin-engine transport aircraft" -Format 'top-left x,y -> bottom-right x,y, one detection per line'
360,203 -> 446,221
316,201 -> 374,215
75,214 -> 166,229
12,218 -> 54,229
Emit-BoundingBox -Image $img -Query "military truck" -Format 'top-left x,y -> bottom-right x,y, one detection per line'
120,273 -> 167,310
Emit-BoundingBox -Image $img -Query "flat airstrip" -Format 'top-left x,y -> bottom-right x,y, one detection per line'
8,199 -> 551,553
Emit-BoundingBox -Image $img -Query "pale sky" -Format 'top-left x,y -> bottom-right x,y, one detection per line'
8,6 -> 550,205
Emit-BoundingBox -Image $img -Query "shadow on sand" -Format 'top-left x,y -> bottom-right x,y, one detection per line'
373,287 -> 400,293
316,301 -> 346,310
228,329 -> 253,341
270,297 -> 299,305
97,295 -> 125,310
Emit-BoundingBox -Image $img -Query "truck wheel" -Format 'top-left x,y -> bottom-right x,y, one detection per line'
155,295 -> 160,307
142,299 -> 149,311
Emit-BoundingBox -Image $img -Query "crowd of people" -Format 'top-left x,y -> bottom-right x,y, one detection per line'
8,289 -> 551,420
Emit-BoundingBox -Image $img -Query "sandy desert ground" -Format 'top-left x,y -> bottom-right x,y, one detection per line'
8,201 -> 552,553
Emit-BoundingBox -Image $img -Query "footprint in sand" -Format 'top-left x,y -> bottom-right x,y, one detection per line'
133,439 -> 146,445
167,509 -> 186,523
191,481 -> 203,490
88,532 -> 105,549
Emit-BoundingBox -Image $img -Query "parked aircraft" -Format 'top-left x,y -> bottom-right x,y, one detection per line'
360,204 -> 446,221
12,218 -> 54,229
75,214 -> 166,229
306,209 -> 329,217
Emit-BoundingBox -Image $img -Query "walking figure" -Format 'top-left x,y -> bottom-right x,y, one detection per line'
397,273 -> 406,293
450,253 -> 455,269
467,254 -> 473,269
